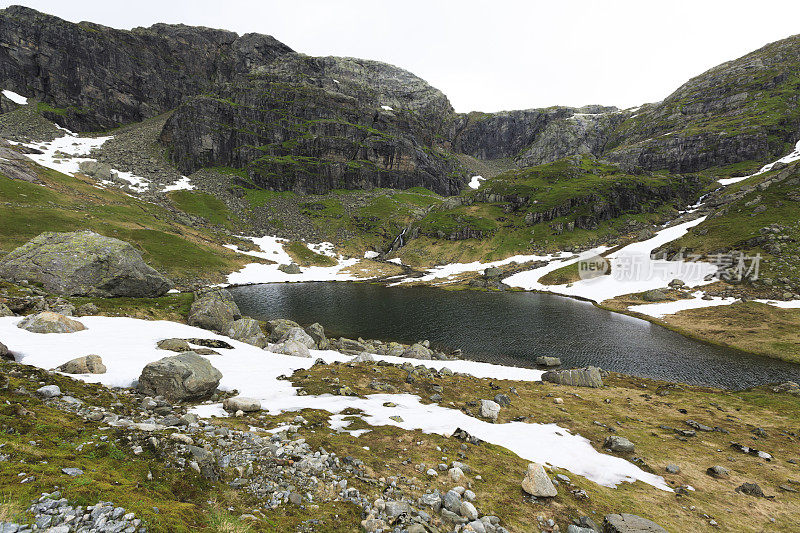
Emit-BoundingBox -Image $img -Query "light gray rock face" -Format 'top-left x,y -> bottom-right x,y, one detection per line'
273,340 -> 311,358
278,326 -> 316,349
227,317 -> 267,348
516,109 -> 628,167
479,399 -> 501,421
541,366 -> 603,388
521,463 -> 557,497
0,231 -> 172,297
604,435 -> 635,453
137,351 -> 222,402
187,290 -> 241,333
36,385 -> 61,398
305,323 -> 328,350
266,319 -> 301,343
17,312 -> 86,334
603,513 -> 667,533
222,396 -> 261,412
57,354 -> 106,374
402,343 -> 432,360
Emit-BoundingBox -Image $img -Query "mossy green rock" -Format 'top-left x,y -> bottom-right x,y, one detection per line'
0,230 -> 172,297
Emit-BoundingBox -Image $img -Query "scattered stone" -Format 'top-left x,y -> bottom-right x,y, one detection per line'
187,338 -> 234,349
604,435 -> 635,453
61,467 -> 83,477
604,513 -> 667,533
706,465 -> 730,479
157,338 -> 192,352
0,230 -> 172,297
57,354 -> 106,374
642,289 -> 670,302
36,385 -> 62,398
223,396 -> 262,413
736,482 -> 767,497
479,399 -> 501,421
305,322 -> 329,349
521,463 -> 557,497
137,351 -> 222,402
535,356 -> 561,366
665,464 -> 681,474
351,352 -> 375,363
493,393 -> 511,407
278,263 -> 302,274
272,340 -> 311,358
17,311 -> 86,334
541,366 -> 603,388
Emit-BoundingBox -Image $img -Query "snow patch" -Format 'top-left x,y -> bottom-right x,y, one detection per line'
505,218 -> 716,303
0,315 -> 668,490
2,89 -> 28,105
364,251 -> 380,259
381,105 -> 393,111
162,176 -> 194,192
468,175 -> 485,189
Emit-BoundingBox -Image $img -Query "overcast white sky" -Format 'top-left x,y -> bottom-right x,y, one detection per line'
4,0 -> 800,112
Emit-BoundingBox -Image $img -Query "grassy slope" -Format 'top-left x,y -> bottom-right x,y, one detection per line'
288,362 -> 800,533
0,362 -> 361,533
397,157 -> 707,266
0,159 -> 256,285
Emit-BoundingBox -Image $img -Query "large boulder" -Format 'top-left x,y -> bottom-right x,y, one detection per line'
521,463 -> 557,497
17,312 -> 86,334
0,303 -> 14,317
0,231 -> 172,297
278,327 -> 315,349
265,319 -> 301,342
137,352 -> 222,402
223,396 -> 261,412
187,290 -> 241,333
603,513 -> 667,533
402,343 -> 432,360
57,354 -> 106,374
541,366 -> 603,388
227,318 -> 267,348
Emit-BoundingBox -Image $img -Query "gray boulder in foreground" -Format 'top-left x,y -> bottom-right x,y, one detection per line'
187,289 -> 241,333
604,513 -> 667,533
17,312 -> 86,334
541,366 -> 603,388
0,231 -> 172,297
137,352 -> 222,402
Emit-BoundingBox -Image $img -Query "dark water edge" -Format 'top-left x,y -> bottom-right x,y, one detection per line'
230,282 -> 800,390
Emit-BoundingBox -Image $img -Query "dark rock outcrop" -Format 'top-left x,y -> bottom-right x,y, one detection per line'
0,5 -> 292,131
161,54 -> 466,195
0,231 -> 172,297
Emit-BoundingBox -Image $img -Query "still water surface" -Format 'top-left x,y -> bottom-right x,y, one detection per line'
230,282 -> 800,389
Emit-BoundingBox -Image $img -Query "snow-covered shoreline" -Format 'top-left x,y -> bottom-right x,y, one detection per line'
0,315 -> 669,491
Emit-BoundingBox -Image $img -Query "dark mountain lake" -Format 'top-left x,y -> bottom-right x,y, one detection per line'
230,282 -> 800,389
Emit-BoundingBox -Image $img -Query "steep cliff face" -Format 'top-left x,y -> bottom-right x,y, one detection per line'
0,5 -> 292,130
605,35 -> 800,172
452,105 -> 623,166
161,54 -> 466,195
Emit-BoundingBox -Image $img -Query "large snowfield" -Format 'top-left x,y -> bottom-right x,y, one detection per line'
0,315 -> 669,491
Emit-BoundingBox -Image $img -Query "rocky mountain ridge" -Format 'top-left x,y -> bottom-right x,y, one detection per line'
4,6 -> 800,196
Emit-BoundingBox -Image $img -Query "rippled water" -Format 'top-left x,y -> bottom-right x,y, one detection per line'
230,282 -> 800,389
